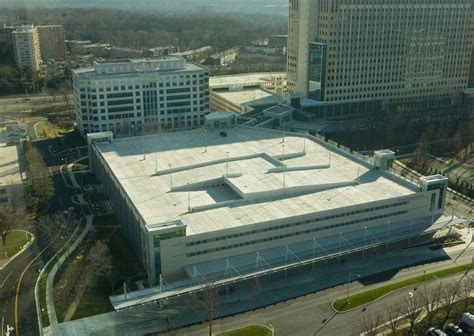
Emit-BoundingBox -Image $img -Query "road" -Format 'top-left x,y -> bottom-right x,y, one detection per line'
179,250 -> 474,336
0,94 -> 72,116
0,136 -> 85,336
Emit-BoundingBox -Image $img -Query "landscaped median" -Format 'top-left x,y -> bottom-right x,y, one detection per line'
36,216 -> 89,329
217,325 -> 274,336
0,230 -> 33,258
332,264 -> 472,312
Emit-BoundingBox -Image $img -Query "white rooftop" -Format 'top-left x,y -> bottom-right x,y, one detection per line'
209,72 -> 286,89
94,127 -> 417,236
0,131 -> 23,188
213,89 -> 275,107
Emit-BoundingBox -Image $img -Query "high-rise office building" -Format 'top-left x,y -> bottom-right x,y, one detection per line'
12,25 -> 42,72
288,0 -> 474,112
37,25 -> 66,61
72,57 -> 210,135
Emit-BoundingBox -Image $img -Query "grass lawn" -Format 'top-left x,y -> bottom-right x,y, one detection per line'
217,325 -> 273,336
36,121 -> 73,139
0,230 -> 33,258
54,215 -> 145,322
332,264 -> 472,312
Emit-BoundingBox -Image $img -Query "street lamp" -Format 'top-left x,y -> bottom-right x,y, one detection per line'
346,272 -> 361,302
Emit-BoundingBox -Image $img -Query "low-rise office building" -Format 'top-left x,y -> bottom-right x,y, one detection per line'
0,131 -> 25,212
72,57 -> 210,135
89,115 -> 451,285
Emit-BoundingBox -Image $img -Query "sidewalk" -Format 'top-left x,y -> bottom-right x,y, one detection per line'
40,216 -> 93,336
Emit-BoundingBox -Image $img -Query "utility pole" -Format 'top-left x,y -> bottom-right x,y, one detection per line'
346,272 -> 361,302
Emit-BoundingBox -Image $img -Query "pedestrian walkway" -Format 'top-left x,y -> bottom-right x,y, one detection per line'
40,216 -> 93,336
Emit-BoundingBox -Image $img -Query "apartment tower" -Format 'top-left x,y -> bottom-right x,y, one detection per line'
12,25 -> 42,72
37,25 -> 66,61
288,0 -> 474,111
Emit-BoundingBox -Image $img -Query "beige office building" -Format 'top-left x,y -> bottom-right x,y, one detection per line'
37,25 -> 66,61
12,25 -> 42,72
288,0 -> 474,111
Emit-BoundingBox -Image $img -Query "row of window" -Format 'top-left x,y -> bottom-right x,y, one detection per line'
186,201 -> 410,247
187,210 -> 409,257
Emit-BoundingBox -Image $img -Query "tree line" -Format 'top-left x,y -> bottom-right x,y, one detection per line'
0,8 -> 287,52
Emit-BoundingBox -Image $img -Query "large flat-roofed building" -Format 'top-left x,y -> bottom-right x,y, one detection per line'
89,117 -> 450,285
0,130 -> 25,212
12,25 -> 42,72
210,73 -> 287,113
288,0 -> 474,112
37,25 -> 66,61
72,57 -> 210,136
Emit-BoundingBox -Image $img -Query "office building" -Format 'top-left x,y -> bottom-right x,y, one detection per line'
37,25 -> 66,61
12,25 -> 42,72
209,73 -> 287,113
72,57 -> 210,135
288,0 -> 473,112
88,113 -> 451,285
0,129 -> 25,212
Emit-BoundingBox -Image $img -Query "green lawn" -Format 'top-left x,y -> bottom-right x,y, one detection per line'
0,230 -> 32,258
36,121 -> 73,139
217,325 -> 273,336
333,264 -> 472,312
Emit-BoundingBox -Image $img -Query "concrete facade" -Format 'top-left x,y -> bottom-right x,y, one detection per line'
37,25 -> 66,62
89,124 -> 449,285
12,25 -> 42,72
72,57 -> 210,136
288,0 -> 474,111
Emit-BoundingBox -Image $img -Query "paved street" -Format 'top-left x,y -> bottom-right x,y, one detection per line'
180,251 -> 474,336
0,136 -> 85,336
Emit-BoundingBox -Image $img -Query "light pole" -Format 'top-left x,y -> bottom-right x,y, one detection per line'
346,272 -> 361,302
225,151 -> 229,177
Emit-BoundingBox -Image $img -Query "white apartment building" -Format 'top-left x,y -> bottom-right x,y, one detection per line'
288,0 -> 474,112
88,114 -> 453,286
12,25 -> 42,72
72,57 -> 210,135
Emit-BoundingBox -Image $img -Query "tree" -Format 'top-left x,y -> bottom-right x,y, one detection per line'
440,282 -> 460,324
359,311 -> 382,336
24,143 -> 54,206
418,285 -> 442,332
36,213 -> 71,253
402,294 -> 423,335
0,207 -> 15,246
384,301 -> 404,335
187,282 -> 218,336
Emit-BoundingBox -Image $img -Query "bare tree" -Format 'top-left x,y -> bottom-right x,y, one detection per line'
384,301 -> 404,335
457,277 -> 473,313
359,311 -> 382,336
36,213 -> 70,253
86,240 -> 112,279
187,282 -> 218,336
418,285 -> 442,331
0,207 -> 15,246
440,282 -> 460,324
402,294 -> 423,335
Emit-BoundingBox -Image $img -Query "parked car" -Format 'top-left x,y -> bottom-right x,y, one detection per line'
444,323 -> 464,336
427,327 -> 447,336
